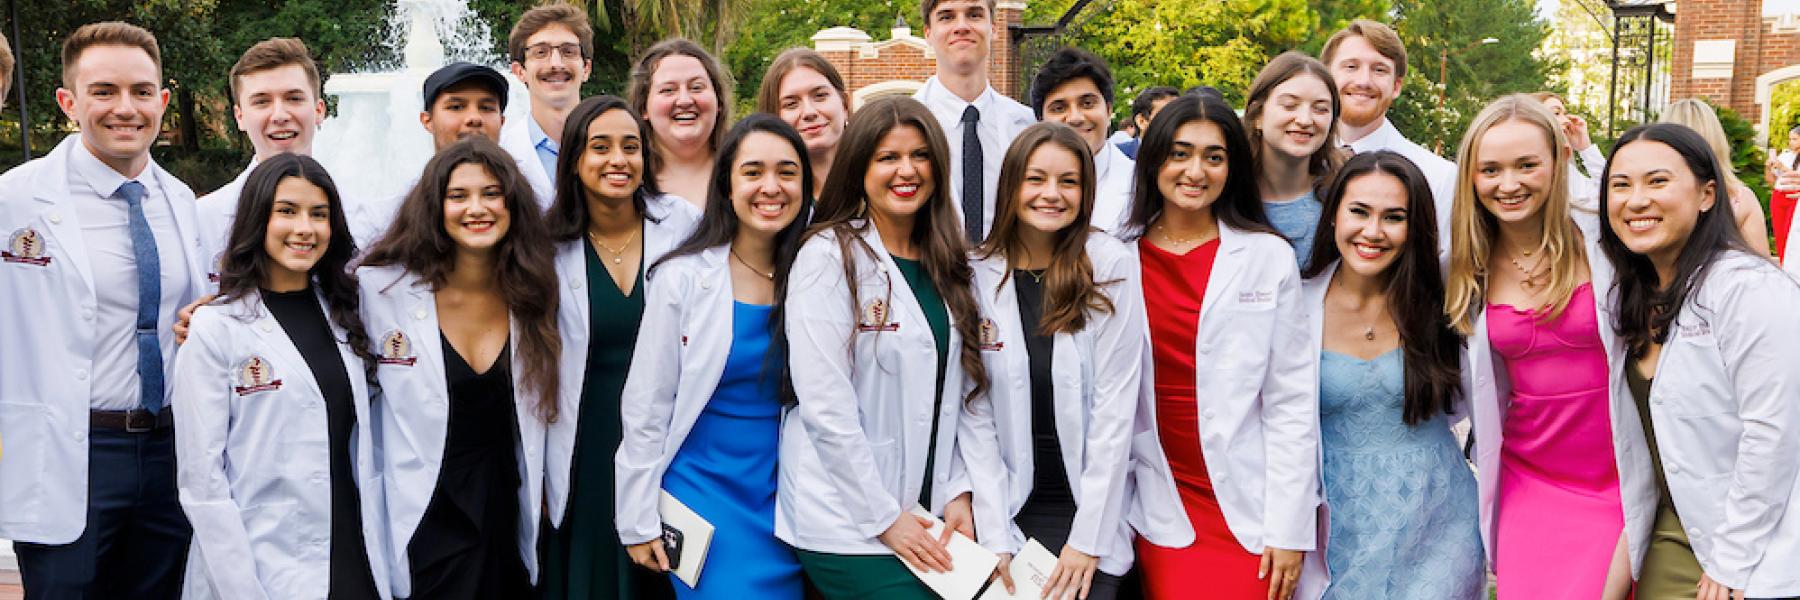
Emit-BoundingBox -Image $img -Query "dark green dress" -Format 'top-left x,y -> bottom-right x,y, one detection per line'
538,240 -> 674,600
1629,359 -> 1707,598
793,255 -> 949,600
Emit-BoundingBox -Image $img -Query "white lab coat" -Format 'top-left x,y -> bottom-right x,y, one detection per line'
0,135 -> 208,544
613,246 -> 752,544
1612,250 -> 1800,595
1461,215 -> 1657,575
497,117 -> 558,212
776,221 -> 977,554
544,193 -> 701,528
961,234 -> 1143,575
194,162 -> 256,288
172,291 -> 393,600
1091,143 -> 1136,234
356,265 -> 549,597
1122,223 -> 1326,598
1786,213 -> 1800,277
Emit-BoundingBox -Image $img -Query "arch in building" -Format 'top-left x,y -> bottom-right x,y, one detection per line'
1756,64 -> 1800,145
853,80 -> 924,110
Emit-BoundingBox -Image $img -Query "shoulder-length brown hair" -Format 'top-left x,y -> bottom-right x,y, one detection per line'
755,47 -> 850,116
804,96 -> 989,402
626,38 -> 733,158
978,122 -> 1116,335
361,137 -> 562,422
1243,51 -> 1345,191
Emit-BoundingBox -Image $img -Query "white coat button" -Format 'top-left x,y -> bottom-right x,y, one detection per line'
82,309 -> 95,322
48,212 -> 63,224
1202,409 -> 1215,420
259,323 -> 274,333
312,472 -> 327,483
1687,527 -> 1701,537
701,280 -> 712,290
74,431 -> 86,442
76,369 -> 89,381
571,280 -> 582,290
1199,343 -> 1213,354
413,309 -> 427,320
1668,464 -> 1680,475
1477,376 -> 1489,387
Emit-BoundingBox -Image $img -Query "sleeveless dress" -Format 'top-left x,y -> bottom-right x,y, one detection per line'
1487,283 -> 1624,599
1134,238 -> 1267,599
660,301 -> 803,598
1317,348 -> 1484,599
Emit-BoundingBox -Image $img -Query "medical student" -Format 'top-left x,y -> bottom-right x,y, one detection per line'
1117,86 -> 1178,160
0,22 -> 204,600
1601,123 -> 1800,600
962,122 -> 1144,600
172,154 -> 388,600
614,114 -> 813,598
1529,92 -> 1606,210
913,0 -> 1038,243
1120,93 -> 1322,600
1658,99 -> 1772,256
627,38 -> 731,209
1443,95 -> 1651,600
1245,52 -> 1344,269
501,2 -> 593,195
780,96 -> 993,599
757,47 -> 851,198
1027,47 -> 1136,233
537,95 -> 700,600
1299,151 -> 1483,599
356,137 -> 562,600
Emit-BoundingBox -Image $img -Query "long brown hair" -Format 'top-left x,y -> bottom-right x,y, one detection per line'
1243,51 -> 1345,193
361,138 -> 562,422
804,96 -> 989,402
978,122 -> 1116,335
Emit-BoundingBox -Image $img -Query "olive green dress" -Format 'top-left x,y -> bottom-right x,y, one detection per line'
538,241 -> 674,600
793,255 -> 949,600
1629,359 -> 1707,598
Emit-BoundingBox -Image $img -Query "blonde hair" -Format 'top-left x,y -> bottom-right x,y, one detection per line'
1659,98 -> 1746,191
1445,94 -> 1589,334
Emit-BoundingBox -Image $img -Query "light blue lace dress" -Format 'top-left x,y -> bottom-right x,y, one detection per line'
1319,349 -> 1485,600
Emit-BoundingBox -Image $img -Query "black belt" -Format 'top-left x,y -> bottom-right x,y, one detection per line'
90,408 -> 174,432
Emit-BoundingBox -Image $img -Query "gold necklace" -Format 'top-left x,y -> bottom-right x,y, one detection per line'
587,227 -> 639,265
1508,251 -> 1549,291
730,248 -> 774,280
1153,223 -> 1207,247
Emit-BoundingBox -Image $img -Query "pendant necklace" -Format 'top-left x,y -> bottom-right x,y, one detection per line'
588,227 -> 639,265
730,248 -> 775,280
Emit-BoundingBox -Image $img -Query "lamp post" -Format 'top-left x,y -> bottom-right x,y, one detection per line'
1436,37 -> 1499,152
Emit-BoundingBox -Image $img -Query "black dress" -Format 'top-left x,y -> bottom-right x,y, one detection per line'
407,336 -> 531,600
264,288 -> 381,600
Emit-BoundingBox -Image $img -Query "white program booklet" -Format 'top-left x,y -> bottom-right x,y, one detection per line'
977,538 -> 1059,600
660,491 -> 715,588
901,506 -> 1001,600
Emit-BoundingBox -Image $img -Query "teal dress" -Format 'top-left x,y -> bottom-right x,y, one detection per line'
538,240 -> 674,600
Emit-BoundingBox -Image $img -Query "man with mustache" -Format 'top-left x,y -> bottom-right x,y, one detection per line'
0,22 -> 207,599
913,0 -> 1037,243
503,2 -> 592,198
1320,20 -> 1456,260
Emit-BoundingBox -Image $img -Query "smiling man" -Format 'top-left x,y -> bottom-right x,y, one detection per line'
0,22 -> 207,599
913,0 -> 1036,244
1029,47 -> 1134,232
1320,20 -> 1455,259
502,3 -> 592,197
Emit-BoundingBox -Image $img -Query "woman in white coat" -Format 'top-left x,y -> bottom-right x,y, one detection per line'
963,122 -> 1144,600
612,114 -> 813,597
1119,93 -> 1321,600
173,153 -> 389,600
1443,95 -> 1652,600
537,95 -> 701,600
1600,123 -> 1800,600
780,96 -> 993,600
356,138 -> 563,600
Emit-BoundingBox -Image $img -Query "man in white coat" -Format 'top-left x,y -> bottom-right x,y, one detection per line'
913,0 -> 1036,244
500,2 -> 591,206
1320,20 -> 1458,260
0,22 -> 206,599
194,38 -> 327,280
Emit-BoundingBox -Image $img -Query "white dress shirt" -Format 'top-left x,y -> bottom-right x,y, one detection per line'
914,77 -> 1037,238
1092,142 -> 1136,233
1343,118 -> 1457,261
67,143 -> 196,410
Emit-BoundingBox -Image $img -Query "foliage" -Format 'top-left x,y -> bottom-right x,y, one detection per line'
1707,100 -> 1771,220
1388,0 -> 1551,159
1078,0 -> 1313,108
725,0 -> 911,106
1768,80 -> 1800,153
1301,0 -> 1388,55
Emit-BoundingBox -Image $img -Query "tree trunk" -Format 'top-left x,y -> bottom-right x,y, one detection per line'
178,85 -> 199,152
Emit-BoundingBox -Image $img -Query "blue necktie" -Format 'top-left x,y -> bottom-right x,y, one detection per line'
117,181 -> 166,414
961,105 -> 984,244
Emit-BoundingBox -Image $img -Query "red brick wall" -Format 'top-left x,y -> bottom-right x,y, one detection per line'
1671,0 -> 1800,120
817,6 -> 1027,102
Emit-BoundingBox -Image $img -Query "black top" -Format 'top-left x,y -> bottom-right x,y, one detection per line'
1015,271 -> 1076,514
263,288 -> 379,600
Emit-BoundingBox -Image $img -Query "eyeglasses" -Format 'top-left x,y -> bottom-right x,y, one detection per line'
523,43 -> 584,62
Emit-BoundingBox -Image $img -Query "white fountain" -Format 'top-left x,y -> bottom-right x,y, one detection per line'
313,0 -> 532,202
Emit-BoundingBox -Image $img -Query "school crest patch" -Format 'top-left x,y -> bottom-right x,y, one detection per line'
857,298 -> 899,332
3,228 -> 51,266
977,318 -> 1004,351
378,329 -> 418,365
233,355 -> 283,395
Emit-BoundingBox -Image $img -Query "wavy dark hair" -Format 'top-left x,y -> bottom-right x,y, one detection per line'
803,95 -> 989,402
653,113 -> 815,401
625,38 -> 733,161
547,95 -> 664,241
361,137 -> 563,422
216,153 -> 376,378
1303,151 -> 1463,425
1599,123 -> 1758,358
978,122 -> 1116,335
1121,93 -> 1279,240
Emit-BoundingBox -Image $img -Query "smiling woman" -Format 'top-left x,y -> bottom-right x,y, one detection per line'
627,39 -> 734,211
1245,52 -> 1344,269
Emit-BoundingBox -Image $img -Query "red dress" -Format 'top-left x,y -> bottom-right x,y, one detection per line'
1134,238 -> 1268,599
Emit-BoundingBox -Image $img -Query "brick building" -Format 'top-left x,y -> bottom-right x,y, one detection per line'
810,0 -> 1027,109
1669,0 -> 1800,141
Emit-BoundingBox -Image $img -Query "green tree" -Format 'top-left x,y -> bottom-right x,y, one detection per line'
1387,0 -> 1551,158
1078,0 -> 1313,107
725,0 -> 910,106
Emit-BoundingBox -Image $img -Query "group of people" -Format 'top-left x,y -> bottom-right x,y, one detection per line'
1,1 -> 1798,600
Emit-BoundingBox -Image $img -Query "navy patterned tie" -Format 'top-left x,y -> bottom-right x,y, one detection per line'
117,181 -> 166,414
961,105 -> 984,244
